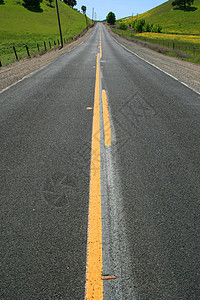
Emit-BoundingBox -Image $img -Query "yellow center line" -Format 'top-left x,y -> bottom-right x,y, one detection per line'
85,52 -> 103,299
100,26 -> 102,59
102,90 -> 111,146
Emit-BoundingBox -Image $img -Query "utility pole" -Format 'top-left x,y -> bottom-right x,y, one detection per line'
92,7 -> 94,23
55,0 -> 63,48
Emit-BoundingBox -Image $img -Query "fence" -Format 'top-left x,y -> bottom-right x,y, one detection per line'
0,25 -> 93,67
134,36 -> 200,58
114,28 -> 200,60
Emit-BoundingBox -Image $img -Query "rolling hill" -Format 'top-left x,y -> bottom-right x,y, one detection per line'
0,0 -> 90,65
126,0 -> 200,34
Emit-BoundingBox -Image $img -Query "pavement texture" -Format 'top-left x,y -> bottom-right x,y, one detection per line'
1,26 -> 98,299
1,23 -> 200,299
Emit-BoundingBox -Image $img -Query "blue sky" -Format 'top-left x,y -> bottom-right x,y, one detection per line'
77,0 -> 167,20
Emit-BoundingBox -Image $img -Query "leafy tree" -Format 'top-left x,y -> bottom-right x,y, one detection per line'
23,0 -> 42,9
63,0 -> 77,8
172,0 -> 194,10
135,19 -> 145,33
48,0 -> 53,7
0,0 -> 5,5
81,5 -> 86,14
106,12 -> 116,25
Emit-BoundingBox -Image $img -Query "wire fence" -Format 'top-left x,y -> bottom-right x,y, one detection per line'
133,36 -> 200,58
0,25 -> 93,67
113,28 -> 200,60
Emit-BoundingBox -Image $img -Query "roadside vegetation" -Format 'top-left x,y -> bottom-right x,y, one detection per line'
109,0 -> 200,63
123,0 -> 200,35
0,0 -> 91,66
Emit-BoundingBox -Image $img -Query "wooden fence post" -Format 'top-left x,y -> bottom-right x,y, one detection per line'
37,43 -> 40,52
25,45 -> 30,58
49,41 -> 51,49
13,46 -> 18,61
0,60 -> 2,67
44,41 -> 47,52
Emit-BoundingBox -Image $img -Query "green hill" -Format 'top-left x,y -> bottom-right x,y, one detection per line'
127,0 -> 200,34
0,0 -> 90,65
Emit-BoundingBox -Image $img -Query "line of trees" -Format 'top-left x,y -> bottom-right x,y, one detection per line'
117,19 -> 162,33
22,0 -> 87,12
131,19 -> 162,33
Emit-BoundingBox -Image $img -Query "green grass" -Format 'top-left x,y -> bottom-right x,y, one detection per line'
123,0 -> 200,35
0,0 -> 91,65
114,0 -> 200,63
113,28 -> 200,63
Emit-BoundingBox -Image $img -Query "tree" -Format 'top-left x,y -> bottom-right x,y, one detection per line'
172,0 -> 194,10
81,5 -> 86,14
48,0 -> 53,7
63,0 -> 77,8
23,0 -> 42,9
135,19 -> 145,33
106,12 -> 116,25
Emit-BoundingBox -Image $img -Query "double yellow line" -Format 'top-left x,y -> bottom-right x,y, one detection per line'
85,26 -> 111,299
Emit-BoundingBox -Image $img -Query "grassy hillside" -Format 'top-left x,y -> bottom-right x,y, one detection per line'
0,0 -> 90,65
126,0 -> 200,34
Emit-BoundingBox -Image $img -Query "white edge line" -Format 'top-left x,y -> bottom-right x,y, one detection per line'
110,34 -> 200,96
0,28 -> 94,95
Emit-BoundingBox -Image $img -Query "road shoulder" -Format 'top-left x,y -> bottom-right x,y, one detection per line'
0,26 -> 95,92
106,25 -> 200,95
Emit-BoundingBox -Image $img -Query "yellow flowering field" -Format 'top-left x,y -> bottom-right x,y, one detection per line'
136,32 -> 200,44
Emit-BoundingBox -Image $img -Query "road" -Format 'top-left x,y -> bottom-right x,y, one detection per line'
1,23 -> 200,299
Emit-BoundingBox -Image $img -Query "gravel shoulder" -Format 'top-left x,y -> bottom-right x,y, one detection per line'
106,26 -> 200,95
0,26 -> 95,92
1,24 -> 199,95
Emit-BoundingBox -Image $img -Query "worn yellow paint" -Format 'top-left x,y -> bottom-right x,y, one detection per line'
100,26 -> 102,59
85,52 -> 103,300
102,90 -> 111,146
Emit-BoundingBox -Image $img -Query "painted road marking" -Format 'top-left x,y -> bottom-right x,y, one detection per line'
85,52 -> 103,299
102,90 -> 111,146
100,26 -> 102,59
111,35 -> 200,96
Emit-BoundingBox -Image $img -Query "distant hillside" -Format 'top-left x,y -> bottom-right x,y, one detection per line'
126,0 -> 200,34
0,0 -> 89,42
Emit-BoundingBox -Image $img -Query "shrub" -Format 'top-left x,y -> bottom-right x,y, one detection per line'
117,22 -> 128,30
129,18 -> 162,33
135,19 -> 146,33
152,24 -> 162,33
144,23 -> 151,32
131,20 -> 136,28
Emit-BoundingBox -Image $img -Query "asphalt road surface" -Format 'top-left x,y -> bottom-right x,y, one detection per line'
1,23 -> 200,299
